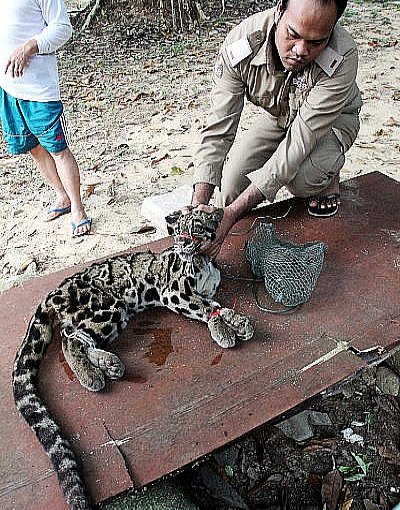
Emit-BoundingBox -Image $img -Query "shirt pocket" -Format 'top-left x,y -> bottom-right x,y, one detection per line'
248,90 -> 275,110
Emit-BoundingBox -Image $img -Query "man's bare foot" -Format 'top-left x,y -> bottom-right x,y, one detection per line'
71,216 -> 92,237
71,205 -> 92,237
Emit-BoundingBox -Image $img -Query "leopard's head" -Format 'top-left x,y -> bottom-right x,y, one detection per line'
165,207 -> 224,255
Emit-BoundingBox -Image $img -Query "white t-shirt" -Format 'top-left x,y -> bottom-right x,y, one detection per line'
0,0 -> 72,102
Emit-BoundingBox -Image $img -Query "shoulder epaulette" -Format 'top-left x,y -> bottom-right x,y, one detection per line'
225,37 -> 253,67
315,46 -> 344,77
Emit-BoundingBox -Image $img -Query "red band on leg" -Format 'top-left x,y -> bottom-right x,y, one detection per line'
209,308 -> 221,320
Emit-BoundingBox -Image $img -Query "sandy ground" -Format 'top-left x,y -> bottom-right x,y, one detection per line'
0,1 -> 399,293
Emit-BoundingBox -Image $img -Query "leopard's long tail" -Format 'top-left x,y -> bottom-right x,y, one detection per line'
12,301 -> 92,510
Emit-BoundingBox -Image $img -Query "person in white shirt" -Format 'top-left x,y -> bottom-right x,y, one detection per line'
0,0 -> 91,237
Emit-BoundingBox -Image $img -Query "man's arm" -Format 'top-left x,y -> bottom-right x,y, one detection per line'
5,0 -> 72,78
201,184 -> 265,259
193,39 -> 246,196
35,0 -> 73,54
191,182 -> 215,206
247,46 -> 360,203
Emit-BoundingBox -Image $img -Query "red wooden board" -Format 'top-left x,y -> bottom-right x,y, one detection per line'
0,172 -> 399,509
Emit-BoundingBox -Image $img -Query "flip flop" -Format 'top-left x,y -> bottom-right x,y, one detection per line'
307,193 -> 340,218
71,218 -> 92,238
44,205 -> 71,222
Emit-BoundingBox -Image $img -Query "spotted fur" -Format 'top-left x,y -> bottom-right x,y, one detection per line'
13,208 -> 254,510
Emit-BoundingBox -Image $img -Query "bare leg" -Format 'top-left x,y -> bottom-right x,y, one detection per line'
51,148 -> 89,235
30,144 -> 90,235
30,144 -> 71,217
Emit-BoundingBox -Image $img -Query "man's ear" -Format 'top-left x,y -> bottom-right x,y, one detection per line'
165,210 -> 182,235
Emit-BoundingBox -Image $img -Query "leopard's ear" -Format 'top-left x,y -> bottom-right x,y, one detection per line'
165,210 -> 182,235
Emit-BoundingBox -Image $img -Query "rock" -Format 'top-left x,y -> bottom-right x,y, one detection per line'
100,478 -> 200,510
386,350 -> 400,377
376,366 -> 400,396
276,410 -> 332,442
214,444 -> 240,468
307,411 -> 332,427
276,411 -> 314,442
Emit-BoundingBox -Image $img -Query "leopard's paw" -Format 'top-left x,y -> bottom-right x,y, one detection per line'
87,348 -> 125,380
207,315 -> 236,348
219,308 -> 254,342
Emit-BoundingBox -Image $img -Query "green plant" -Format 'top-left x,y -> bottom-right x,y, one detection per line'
338,452 -> 372,482
224,465 -> 234,478
364,411 -> 374,432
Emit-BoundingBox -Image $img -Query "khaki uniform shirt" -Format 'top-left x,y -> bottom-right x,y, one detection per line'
194,9 -> 362,202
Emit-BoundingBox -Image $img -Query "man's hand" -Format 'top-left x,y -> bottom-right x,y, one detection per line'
196,204 -> 237,259
183,184 -> 266,258
5,39 -> 38,78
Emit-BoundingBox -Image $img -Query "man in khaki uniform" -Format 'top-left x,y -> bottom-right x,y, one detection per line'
191,0 -> 362,258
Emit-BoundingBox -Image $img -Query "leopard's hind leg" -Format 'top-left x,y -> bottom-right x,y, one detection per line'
86,346 -> 125,381
61,328 -> 125,392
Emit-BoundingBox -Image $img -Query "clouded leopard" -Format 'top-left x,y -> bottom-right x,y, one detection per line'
13,207 -> 254,510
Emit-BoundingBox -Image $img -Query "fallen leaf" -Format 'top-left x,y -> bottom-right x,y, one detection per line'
85,182 -> 101,198
151,152 -> 170,167
379,492 -> 390,510
321,469 -> 342,510
308,473 -> 322,491
383,40 -> 398,47
170,165 -> 184,175
302,438 -> 338,453
340,487 -> 353,510
88,163 -> 101,172
108,179 -> 116,198
351,452 -> 371,475
377,444 -> 400,465
132,91 -> 151,102
129,224 -> 156,234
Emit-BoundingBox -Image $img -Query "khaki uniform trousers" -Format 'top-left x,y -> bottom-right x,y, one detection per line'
214,110 -> 360,207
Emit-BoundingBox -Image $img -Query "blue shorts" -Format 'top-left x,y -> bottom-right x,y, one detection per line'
0,87 -> 69,155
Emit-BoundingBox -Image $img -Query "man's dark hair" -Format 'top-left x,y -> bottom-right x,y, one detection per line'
280,0 -> 347,20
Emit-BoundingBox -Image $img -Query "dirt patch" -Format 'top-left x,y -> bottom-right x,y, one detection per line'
1,0 -> 399,292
